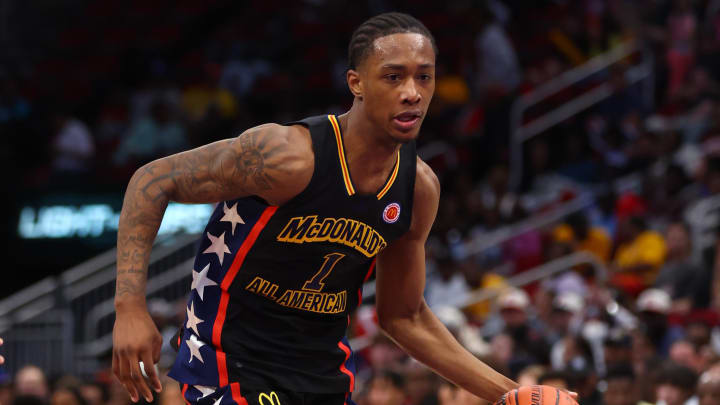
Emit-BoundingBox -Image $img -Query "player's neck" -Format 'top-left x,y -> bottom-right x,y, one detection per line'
337,106 -> 401,195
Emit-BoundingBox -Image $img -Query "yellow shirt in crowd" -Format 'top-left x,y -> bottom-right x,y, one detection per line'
552,224 -> 612,263
613,230 -> 667,284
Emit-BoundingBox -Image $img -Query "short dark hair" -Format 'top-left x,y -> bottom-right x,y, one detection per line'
655,363 -> 697,392
538,370 -> 571,386
370,369 -> 406,389
604,364 -> 635,382
347,12 -> 438,70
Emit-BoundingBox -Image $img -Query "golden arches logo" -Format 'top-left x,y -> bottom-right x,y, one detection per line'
258,392 -> 281,405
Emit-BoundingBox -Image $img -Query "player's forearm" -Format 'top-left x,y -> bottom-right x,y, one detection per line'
380,302 -> 517,401
114,163 -> 171,309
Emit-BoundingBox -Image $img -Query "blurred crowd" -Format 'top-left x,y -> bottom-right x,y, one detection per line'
5,0 -> 720,404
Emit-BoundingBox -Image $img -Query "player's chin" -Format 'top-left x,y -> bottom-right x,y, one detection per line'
389,129 -> 419,144
388,123 -> 422,143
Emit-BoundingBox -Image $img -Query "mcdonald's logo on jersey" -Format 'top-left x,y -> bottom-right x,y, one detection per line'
276,215 -> 387,257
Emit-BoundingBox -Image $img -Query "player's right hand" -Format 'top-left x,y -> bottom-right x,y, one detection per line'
112,304 -> 163,403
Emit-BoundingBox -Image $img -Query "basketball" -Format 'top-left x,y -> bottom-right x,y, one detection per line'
493,385 -> 576,405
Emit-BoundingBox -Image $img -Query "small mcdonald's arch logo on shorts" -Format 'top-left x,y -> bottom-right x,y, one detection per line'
382,202 -> 400,224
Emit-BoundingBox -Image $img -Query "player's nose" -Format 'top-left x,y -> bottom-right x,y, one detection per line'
400,79 -> 421,105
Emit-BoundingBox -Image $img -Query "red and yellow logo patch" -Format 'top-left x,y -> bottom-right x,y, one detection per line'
382,202 -> 400,224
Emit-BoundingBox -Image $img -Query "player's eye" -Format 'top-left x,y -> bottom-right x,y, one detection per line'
385,74 -> 400,81
418,74 -> 432,81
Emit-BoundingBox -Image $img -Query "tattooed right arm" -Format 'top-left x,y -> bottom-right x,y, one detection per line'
114,123 -> 313,307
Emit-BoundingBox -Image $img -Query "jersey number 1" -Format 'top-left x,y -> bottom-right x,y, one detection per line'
302,253 -> 345,292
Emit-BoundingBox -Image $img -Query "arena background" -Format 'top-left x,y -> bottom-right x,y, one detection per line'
3,0 -> 720,404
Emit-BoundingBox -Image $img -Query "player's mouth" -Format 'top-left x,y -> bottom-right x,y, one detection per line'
392,111 -> 422,131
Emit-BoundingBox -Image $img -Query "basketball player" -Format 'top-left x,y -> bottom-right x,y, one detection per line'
112,12 -> 520,405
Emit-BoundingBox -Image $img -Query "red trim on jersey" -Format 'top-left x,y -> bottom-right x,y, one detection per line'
357,259 -> 376,304
337,340 -> 355,392
230,383 -> 249,405
211,206 -> 278,386
181,384 -> 190,405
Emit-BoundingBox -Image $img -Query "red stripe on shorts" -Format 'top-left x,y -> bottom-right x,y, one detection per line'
337,340 -> 355,392
181,384 -> 190,405
230,383 -> 249,405
211,206 -> 278,386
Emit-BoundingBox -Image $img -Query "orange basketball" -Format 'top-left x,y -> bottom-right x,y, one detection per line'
493,385 -> 576,405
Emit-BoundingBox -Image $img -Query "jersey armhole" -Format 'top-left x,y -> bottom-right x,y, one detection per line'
278,120 -> 321,208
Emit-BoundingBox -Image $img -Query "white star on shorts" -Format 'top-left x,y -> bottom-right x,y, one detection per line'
203,232 -> 231,265
186,334 -> 206,363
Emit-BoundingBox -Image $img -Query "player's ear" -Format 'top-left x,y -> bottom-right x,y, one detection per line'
347,69 -> 363,100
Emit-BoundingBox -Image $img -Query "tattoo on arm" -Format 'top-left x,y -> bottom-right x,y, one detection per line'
116,278 -> 143,297
115,125 -> 290,300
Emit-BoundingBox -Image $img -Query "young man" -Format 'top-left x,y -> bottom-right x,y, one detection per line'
112,12 -> 519,405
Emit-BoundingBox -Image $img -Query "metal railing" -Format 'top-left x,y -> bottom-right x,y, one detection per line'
0,232 -> 202,377
461,251 -> 606,308
509,40 -> 654,189
685,194 -> 720,262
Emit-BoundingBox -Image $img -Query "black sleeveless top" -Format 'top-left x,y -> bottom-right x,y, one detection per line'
168,115 -> 417,393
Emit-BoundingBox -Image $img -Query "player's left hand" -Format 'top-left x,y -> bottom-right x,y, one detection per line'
0,337 -> 5,364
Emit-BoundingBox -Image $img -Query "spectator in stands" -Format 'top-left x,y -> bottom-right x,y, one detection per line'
402,362 -> 440,405
78,382 -> 107,405
666,0 -> 698,99
567,364 -> 602,405
654,363 -> 698,405
547,292 -> 584,345
484,288 -> 550,371
697,365 -> 720,405
51,111 -> 95,177
113,98 -> 188,166
14,366 -> 49,401
552,212 -> 612,263
602,364 -> 644,405
473,0 -> 521,98
425,255 -> 470,310
557,134 -> 600,184
437,379 -> 489,405
50,387 -> 87,405
365,370 -> 407,405
612,216 -> 667,295
603,333 -> 633,371
636,288 -> 684,355
655,222 -> 710,311
552,335 -> 595,377
181,62 -> 236,118
516,365 -> 547,386
0,75 -> 31,123
434,306 -> 490,358
670,340 -> 706,374
366,334 -> 407,372
475,164 -> 523,227
537,370 -> 571,390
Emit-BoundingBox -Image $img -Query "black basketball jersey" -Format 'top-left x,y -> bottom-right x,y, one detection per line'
168,115 -> 417,393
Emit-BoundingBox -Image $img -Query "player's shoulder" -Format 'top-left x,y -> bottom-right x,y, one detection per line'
234,122 -> 314,205
239,122 -> 313,168
413,156 -> 440,202
242,122 -> 311,149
